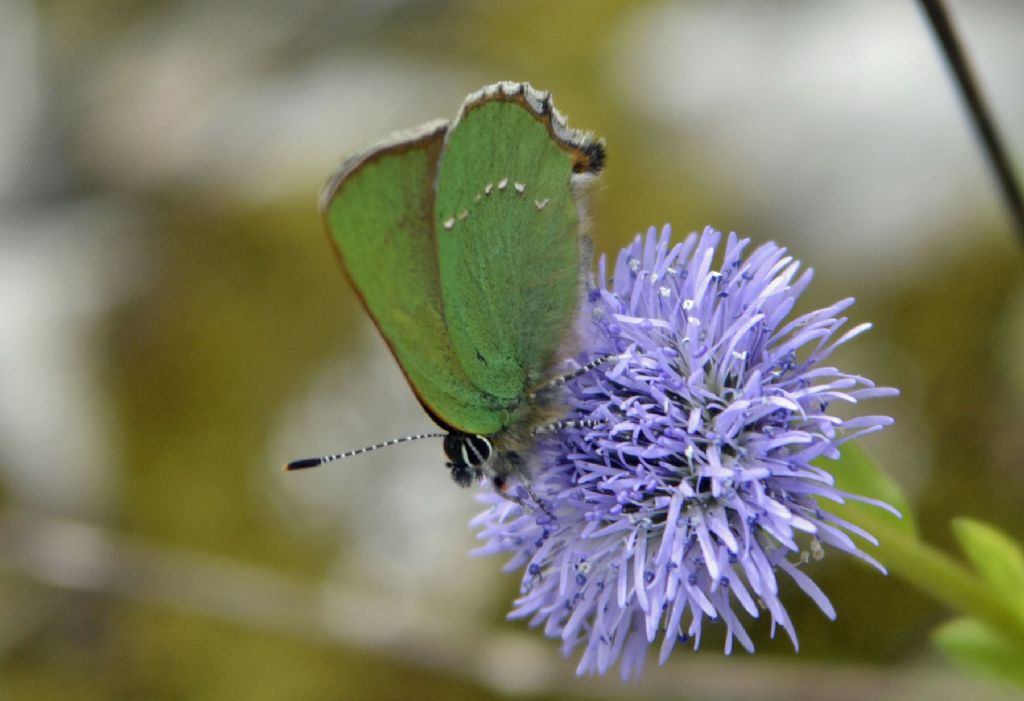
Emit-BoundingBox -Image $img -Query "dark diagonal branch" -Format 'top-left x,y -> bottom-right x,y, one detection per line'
919,0 -> 1024,246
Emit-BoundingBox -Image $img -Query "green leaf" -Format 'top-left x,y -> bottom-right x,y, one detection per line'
952,518 -> 1024,621
820,441 -> 916,536
933,617 -> 1024,689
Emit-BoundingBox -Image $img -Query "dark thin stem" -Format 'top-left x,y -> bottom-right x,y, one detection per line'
918,0 -> 1024,246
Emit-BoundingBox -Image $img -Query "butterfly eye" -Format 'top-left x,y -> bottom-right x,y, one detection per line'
443,432 -> 492,469
465,435 -> 493,465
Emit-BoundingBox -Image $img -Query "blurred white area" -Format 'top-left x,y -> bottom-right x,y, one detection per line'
0,201 -> 148,519
612,0 -> 1024,280
73,0 -> 481,203
0,1 -> 148,519
267,317 -> 493,614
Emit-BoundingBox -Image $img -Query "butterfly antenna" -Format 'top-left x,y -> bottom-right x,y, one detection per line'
528,353 -> 623,400
284,432 -> 446,471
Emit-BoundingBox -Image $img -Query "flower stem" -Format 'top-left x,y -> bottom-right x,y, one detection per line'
861,511 -> 1024,650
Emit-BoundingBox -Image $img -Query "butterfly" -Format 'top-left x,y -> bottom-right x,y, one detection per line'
287,82 -> 605,491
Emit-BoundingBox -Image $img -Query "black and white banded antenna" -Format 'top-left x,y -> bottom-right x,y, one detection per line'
284,432 -> 446,471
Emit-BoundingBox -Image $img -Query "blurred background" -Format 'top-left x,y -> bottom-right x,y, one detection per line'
1,0 -> 1022,699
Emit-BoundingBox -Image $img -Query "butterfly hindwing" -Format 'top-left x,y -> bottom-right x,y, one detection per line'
320,120 -> 509,436
433,83 -> 600,404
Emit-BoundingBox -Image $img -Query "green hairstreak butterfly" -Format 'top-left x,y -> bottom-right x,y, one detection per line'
286,82 -> 605,490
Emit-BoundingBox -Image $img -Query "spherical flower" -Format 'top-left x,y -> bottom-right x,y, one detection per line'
471,225 -> 898,679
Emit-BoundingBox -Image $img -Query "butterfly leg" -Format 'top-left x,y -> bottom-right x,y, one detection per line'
492,470 -> 555,522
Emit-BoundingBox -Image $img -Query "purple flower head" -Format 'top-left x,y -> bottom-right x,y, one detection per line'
471,225 -> 898,679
